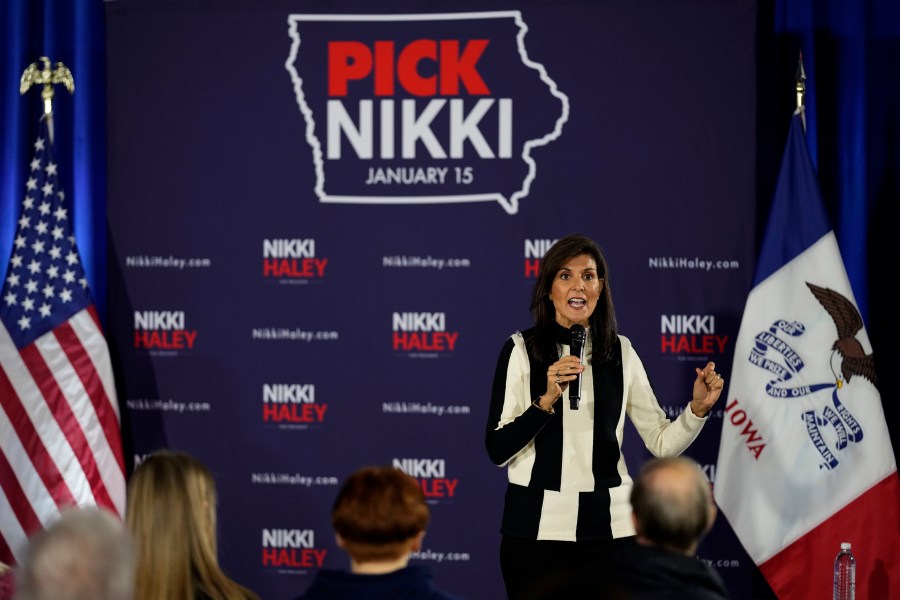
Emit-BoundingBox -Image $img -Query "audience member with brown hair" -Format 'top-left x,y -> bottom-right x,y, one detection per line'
15,506 -> 135,600
126,450 -> 259,600
297,465 -> 462,599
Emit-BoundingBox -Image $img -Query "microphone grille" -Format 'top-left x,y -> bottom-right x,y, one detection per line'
570,324 -> 586,346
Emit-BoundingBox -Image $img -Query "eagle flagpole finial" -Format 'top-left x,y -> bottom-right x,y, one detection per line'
20,56 -> 75,116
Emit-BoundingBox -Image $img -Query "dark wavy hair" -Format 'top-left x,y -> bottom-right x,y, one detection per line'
528,233 -> 617,363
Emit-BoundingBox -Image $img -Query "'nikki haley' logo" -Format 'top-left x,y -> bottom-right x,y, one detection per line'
133,310 -> 197,351
261,528 -> 326,570
393,458 -> 458,500
285,12 -> 568,214
262,238 -> 328,282
392,311 -> 458,354
660,314 -> 727,356
523,238 -> 556,279
262,383 -> 327,427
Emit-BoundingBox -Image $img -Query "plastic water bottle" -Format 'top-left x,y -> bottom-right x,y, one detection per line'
833,542 -> 856,600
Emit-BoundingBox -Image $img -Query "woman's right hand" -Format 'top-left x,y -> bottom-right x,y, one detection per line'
540,356 -> 584,411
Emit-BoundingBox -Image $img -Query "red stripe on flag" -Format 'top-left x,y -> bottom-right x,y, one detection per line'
0,363 -> 76,509
0,447 -> 44,557
18,343 -> 115,511
0,526 -> 13,566
53,319 -> 125,473
87,304 -> 102,332
760,473 -> 900,599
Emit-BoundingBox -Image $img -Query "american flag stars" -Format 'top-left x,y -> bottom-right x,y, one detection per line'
0,129 -> 90,347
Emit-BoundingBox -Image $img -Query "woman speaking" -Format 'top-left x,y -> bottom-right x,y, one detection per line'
485,233 -> 725,599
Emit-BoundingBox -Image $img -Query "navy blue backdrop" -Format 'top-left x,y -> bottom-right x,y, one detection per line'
103,3 -> 754,598
2,1 -> 898,599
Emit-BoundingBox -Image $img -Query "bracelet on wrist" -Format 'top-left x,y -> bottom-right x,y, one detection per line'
532,397 -> 555,415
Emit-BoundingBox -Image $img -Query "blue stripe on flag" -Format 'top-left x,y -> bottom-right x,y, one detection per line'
753,114 -> 831,287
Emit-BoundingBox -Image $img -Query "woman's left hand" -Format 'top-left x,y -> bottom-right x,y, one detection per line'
690,361 -> 725,418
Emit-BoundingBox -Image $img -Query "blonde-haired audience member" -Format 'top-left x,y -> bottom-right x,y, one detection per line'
298,465 -> 462,599
126,450 -> 259,600
15,506 -> 135,600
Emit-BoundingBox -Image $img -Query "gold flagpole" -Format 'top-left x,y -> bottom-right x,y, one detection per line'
795,51 -> 806,131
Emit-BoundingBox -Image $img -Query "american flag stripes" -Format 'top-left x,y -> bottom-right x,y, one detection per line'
0,115 -> 125,565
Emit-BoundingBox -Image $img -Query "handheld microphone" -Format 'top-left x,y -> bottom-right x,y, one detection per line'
569,324 -> 586,410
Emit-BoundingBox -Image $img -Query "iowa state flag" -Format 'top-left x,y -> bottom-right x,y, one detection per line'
0,115 -> 126,564
714,111 -> 900,598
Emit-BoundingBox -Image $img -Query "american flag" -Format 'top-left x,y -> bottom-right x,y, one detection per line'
0,115 -> 125,565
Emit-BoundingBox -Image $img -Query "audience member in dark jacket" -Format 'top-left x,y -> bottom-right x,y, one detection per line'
610,455 -> 729,599
297,466 -> 462,600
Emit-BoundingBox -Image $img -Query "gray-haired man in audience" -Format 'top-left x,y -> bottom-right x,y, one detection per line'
612,455 -> 730,599
15,506 -> 135,600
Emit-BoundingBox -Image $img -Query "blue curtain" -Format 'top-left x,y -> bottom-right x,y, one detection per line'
1,0 -> 107,320
764,0 -> 899,466
772,0 -> 890,324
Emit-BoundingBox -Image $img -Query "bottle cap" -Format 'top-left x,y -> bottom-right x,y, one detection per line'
841,542 -> 851,550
